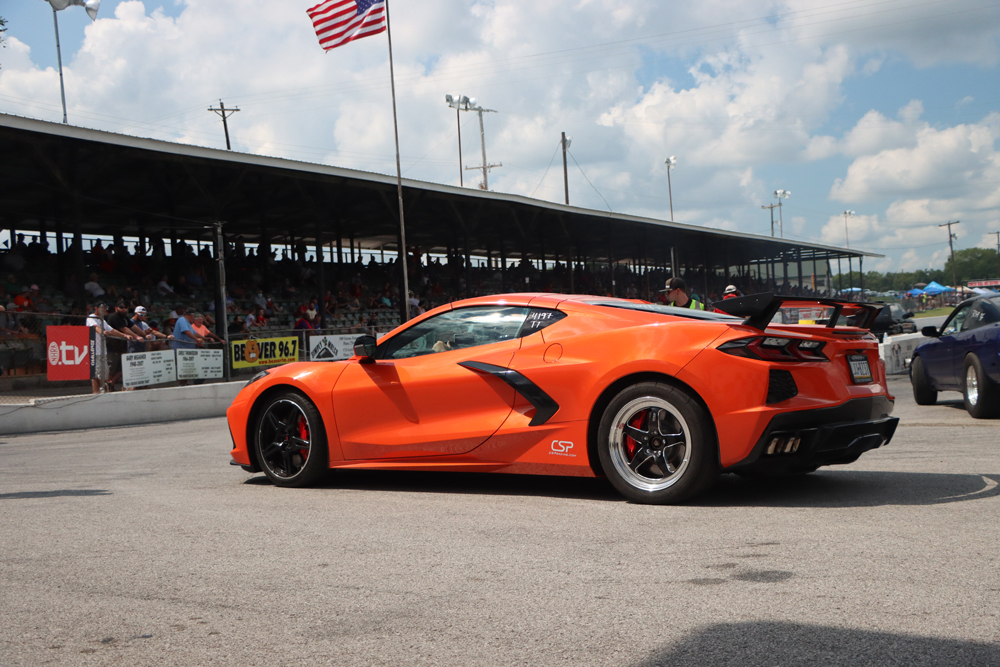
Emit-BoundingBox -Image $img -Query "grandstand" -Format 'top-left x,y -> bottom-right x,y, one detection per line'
0,112 -> 881,384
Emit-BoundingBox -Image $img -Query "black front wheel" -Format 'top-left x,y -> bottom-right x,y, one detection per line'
597,382 -> 719,504
254,391 -> 329,487
910,356 -> 937,406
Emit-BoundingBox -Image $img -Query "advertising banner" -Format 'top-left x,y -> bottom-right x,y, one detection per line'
308,333 -> 362,361
308,332 -> 388,361
176,349 -> 225,380
231,336 -> 299,369
46,326 -> 91,381
122,350 -> 177,388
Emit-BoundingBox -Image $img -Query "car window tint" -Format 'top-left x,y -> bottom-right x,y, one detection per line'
873,306 -> 892,325
518,308 -> 567,337
942,304 -> 971,335
379,306 -> 530,360
981,300 -> 1000,324
961,302 -> 987,332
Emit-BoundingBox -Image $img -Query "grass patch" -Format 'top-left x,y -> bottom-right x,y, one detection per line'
913,307 -> 953,318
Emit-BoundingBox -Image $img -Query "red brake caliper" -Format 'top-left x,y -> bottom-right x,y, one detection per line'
625,411 -> 645,458
297,417 -> 309,459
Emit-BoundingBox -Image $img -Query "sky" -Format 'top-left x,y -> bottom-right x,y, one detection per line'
2,0 -> 999,274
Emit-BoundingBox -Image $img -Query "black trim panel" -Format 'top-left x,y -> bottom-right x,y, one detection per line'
459,361 -> 560,426
728,396 -> 898,474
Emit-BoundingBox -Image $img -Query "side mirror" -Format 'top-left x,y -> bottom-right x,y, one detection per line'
353,335 -> 377,363
903,312 -> 914,319
921,326 -> 940,338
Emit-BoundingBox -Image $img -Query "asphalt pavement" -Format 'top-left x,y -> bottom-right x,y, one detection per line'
1,375 -> 998,666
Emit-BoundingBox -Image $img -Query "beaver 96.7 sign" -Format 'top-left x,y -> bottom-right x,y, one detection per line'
231,336 -> 299,369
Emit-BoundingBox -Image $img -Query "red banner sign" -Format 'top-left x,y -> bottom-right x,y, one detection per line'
968,279 -> 1000,288
46,326 -> 92,381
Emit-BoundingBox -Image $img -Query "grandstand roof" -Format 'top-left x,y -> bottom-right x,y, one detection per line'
0,113 -> 879,272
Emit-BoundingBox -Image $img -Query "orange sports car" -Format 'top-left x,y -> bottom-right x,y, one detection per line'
227,292 -> 898,504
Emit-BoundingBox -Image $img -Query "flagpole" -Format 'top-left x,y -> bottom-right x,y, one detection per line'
383,0 -> 411,322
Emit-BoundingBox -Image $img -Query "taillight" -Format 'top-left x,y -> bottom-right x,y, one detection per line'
719,336 -> 827,362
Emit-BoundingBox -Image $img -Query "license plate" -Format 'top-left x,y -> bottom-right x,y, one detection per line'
848,354 -> 872,383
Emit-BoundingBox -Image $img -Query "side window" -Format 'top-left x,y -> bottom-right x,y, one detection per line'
942,304 -> 971,335
518,308 -> 567,337
981,300 -> 1000,325
961,303 -> 988,332
378,306 -> 530,360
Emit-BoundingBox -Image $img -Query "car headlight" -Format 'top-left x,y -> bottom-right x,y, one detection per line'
245,370 -> 269,388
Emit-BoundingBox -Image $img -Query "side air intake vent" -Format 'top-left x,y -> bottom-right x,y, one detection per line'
766,370 -> 798,404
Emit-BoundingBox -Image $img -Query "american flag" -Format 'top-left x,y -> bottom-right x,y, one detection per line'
308,0 -> 386,51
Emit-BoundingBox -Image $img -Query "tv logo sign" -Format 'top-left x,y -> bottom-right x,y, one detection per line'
549,440 -> 575,457
46,326 -> 92,381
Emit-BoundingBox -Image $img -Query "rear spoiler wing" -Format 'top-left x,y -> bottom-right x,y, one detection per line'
713,293 -> 881,331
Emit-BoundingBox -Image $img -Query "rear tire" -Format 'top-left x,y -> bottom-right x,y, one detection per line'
253,390 -> 329,487
962,355 -> 1000,419
910,356 -> 937,406
597,382 -> 719,504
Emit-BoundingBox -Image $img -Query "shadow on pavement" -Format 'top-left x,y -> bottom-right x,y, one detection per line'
635,622 -> 1000,667
244,469 -> 622,502
697,470 -> 1000,507
243,468 -> 1000,507
0,489 -> 112,500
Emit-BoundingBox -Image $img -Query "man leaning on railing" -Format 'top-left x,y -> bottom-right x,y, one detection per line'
86,301 -> 139,394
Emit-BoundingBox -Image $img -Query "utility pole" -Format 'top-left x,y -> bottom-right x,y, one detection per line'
463,105 -> 501,190
561,132 -> 571,205
761,203 -> 778,237
208,100 -> 240,150
940,220 -> 960,288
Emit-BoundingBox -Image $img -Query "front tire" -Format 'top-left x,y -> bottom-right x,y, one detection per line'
254,390 -> 329,487
962,355 -> 1000,419
910,356 -> 937,406
597,382 -> 719,504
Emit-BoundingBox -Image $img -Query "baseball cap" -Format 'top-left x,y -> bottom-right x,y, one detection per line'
29,284 -> 39,291
134,306 -> 147,315
659,277 -> 687,293
724,285 -> 738,295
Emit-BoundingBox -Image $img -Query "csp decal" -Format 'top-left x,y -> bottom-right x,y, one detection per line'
231,336 -> 299,369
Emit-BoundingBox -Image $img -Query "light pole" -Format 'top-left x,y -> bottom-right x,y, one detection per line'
45,0 -> 101,124
445,94 -> 472,187
562,133 -> 572,205
664,156 -> 676,220
773,189 -> 790,238
842,210 -> 855,249
449,97 -> 501,190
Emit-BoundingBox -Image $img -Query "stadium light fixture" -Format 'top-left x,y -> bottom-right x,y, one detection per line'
842,210 -> 855,249
773,189 -> 790,238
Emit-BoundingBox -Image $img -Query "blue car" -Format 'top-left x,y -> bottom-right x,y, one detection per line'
910,295 -> 1000,418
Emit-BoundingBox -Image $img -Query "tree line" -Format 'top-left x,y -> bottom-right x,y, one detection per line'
834,248 -> 1000,292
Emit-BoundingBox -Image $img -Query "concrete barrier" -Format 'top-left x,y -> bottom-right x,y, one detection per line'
0,381 -> 245,435
878,332 -> 927,375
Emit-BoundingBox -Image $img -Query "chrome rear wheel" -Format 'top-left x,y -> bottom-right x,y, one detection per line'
608,397 -> 691,492
598,382 -> 719,504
